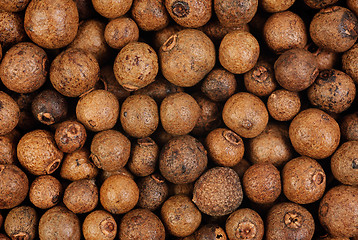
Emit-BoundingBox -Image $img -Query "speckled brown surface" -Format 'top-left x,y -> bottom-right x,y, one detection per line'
29,175 -> 62,209
310,6 -> 358,52
165,0 -> 211,28
260,0 -> 295,12
100,174 -> 139,214
50,48 -> 99,97
306,43 -> 339,70
24,0 -> 79,49
104,17 -> 139,49
304,0 -> 339,9
205,128 -> 244,167
159,29 -> 215,87
219,31 -> 259,74
0,91 -> 20,136
289,108 -> 340,159
132,0 -> 169,31
342,44 -> 358,84
308,69 -> 356,113
274,48 -> 318,91
159,135 -> 207,184
17,129 -> 63,175
196,224 -> 227,240
0,11 -> 26,48
319,185 -> 358,238
331,141 -> 358,185
0,165 -> 28,209
267,89 -> 301,121
0,0 -> 30,12
38,206 -> 81,240
119,208 -> 165,240
82,210 -> 117,240
0,42 -> 48,94
266,202 -> 315,240
225,208 -> 264,240
192,167 -> 243,216
76,90 -> 119,132
214,0 -> 257,27
128,137 -> 159,177
263,11 -> 307,54
348,0 -> 358,16
90,130 -> 130,172
114,42 -> 158,91
55,120 -> 87,153
282,156 -> 326,204
340,112 -> 358,141
0,131 -> 18,165
160,92 -> 201,136
4,206 -> 37,240
222,92 -> 268,138
92,0 -> 132,18
161,194 -> 201,237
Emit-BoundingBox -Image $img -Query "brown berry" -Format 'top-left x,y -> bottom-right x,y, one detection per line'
267,89 -> 301,121
55,120 -> 87,153
0,0 -> 30,12
343,44 -> 358,84
83,210 -> 117,240
104,17 -> 139,49
340,112 -> 358,141
0,91 -> 20,136
196,224 -> 227,240
131,0 -> 169,31
0,130 -> 18,165
0,11 -> 26,48
29,175 -> 62,209
260,0 -> 295,12
4,206 -> 37,240
92,0 -> 133,18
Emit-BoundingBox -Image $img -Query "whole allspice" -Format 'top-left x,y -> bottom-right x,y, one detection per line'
4,206 -> 38,240
267,89 -> 301,121
0,91 -> 20,136
0,11 -> 26,49
340,112 -> 358,141
131,0 -> 169,31
342,44 -> 358,84
29,175 -> 63,209
55,120 -> 87,153
214,0 -> 257,27
92,0 -> 133,19
0,130 -> 18,165
104,17 -> 139,49
82,210 -> 117,240
0,0 -> 30,12
196,224 -> 227,240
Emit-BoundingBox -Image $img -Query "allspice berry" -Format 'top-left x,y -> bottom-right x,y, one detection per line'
159,29 -> 215,87
131,0 -> 169,31
307,69 -> 356,114
196,224 -> 227,240
226,208 -> 264,240
310,6 -> 358,52
219,31 -> 260,74
304,0 -> 339,9
0,0 -> 30,12
0,165 -> 28,209
343,43 -> 358,84
260,0 -> 295,12
17,129 -> 63,175
0,11 -> 26,48
60,148 -> 98,181
266,202 -> 315,240
0,91 -> 20,136
222,92 -> 269,138
193,167 -> 243,216
306,43 -> 339,71
0,42 -> 48,94
274,48 -> 319,91
31,89 -> 68,125
100,175 -> 139,214
331,141 -> 358,186
0,130 -> 18,165
160,92 -> 201,136
128,137 -> 159,177
161,195 -> 202,237
104,17 -> 139,49
114,42 -> 158,91
76,90 -> 119,132
63,179 -> 98,214
267,89 -> 301,121
205,128 -> 245,167
289,108 -> 340,159
165,0 -> 212,28
50,48 -> 100,97
92,0 -> 133,19
319,185 -> 358,238
119,209 -> 166,240
29,175 -> 62,209
83,210 -> 117,240
159,135 -> 208,184
120,95 -> 159,138
55,120 -> 87,153
340,112 -> 358,141
24,0 -> 79,49
263,11 -> 307,54
243,163 -> 281,205
39,206 -> 81,240
282,156 -> 326,204
4,206 -> 37,240
91,130 -> 131,172
214,0 -> 257,27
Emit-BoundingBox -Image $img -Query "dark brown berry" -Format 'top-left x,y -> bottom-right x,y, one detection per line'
0,91 -> 20,136
55,120 -> 87,153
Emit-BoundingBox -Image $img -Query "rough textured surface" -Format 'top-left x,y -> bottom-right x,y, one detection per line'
83,210 -> 117,240
92,0 -> 133,18
342,44 -> 358,84
310,6 -> 358,52
104,17 -> 139,49
304,0 -> 339,9
348,0 -> 358,17
0,11 -> 26,48
219,31 -> 260,74
340,112 -> 358,141
24,0 -> 79,49
29,175 -> 62,209
159,29 -> 215,87
267,89 -> 301,121
0,42 -> 48,94
0,130 -> 18,165
306,43 -> 339,70
38,206 -> 81,240
159,135 -> 207,184
289,108 -> 340,159
55,120 -> 87,153
282,156 -> 326,204
76,90 -> 119,132
222,92 -> 269,138
0,0 -> 30,12
331,141 -> 358,185
196,224 -> 227,240
132,0 -> 169,31
50,48 -> 99,97
319,185 -> 358,238
214,0 -> 257,27
260,0 -> 295,12
4,206 -> 37,240
0,165 -> 28,209
266,202 -> 315,240
274,48 -> 319,91
0,91 -> 20,136
119,209 -> 165,240
226,208 -> 264,240
192,167 -> 243,216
